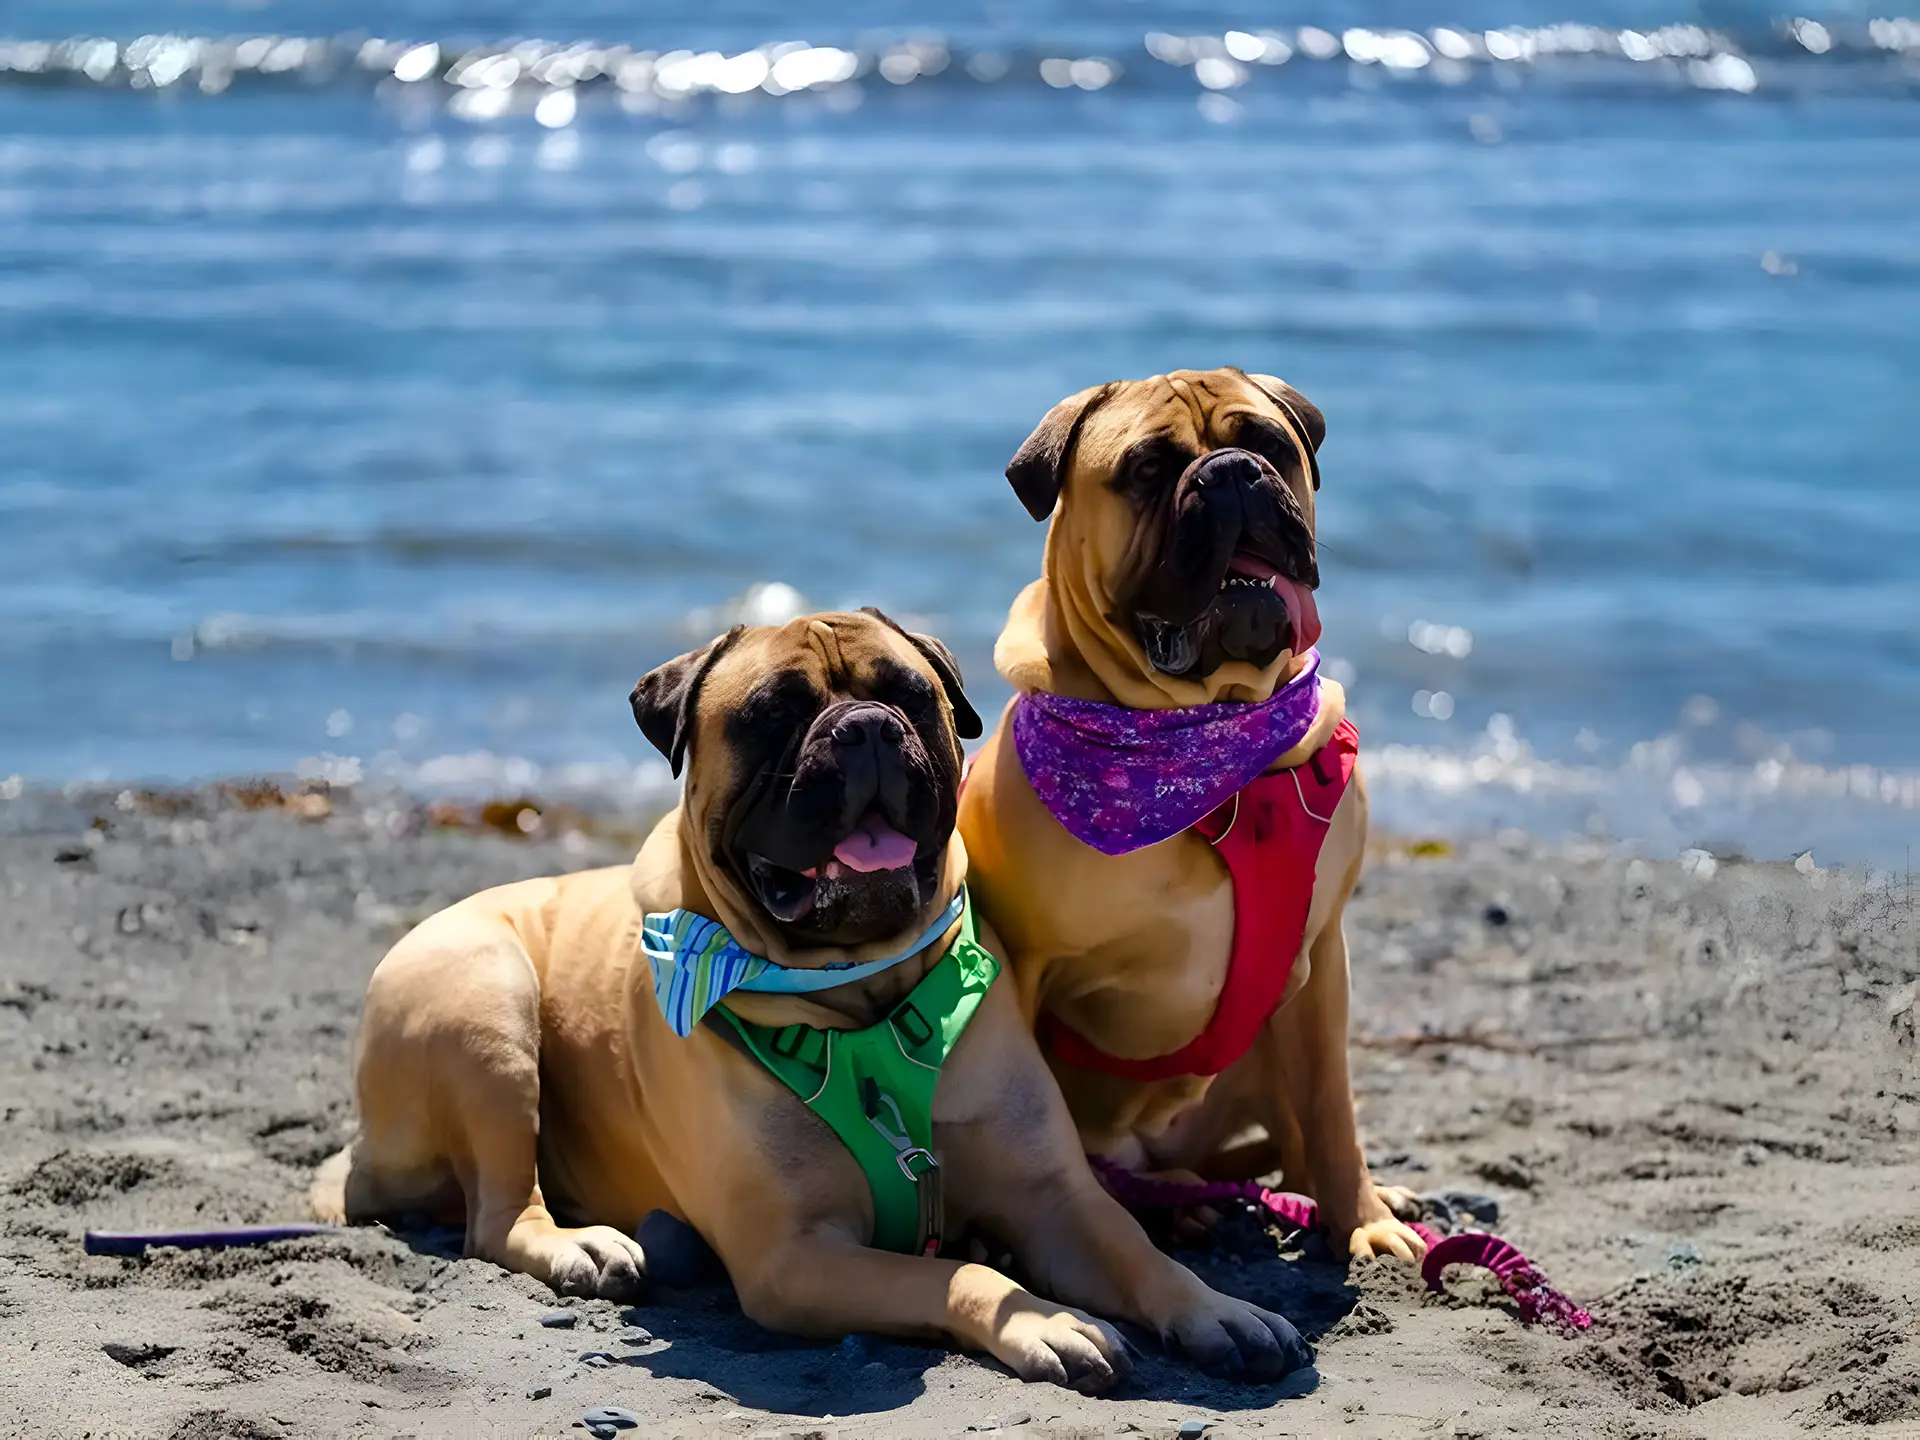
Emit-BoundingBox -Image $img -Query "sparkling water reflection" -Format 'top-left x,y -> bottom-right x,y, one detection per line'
1,6 -> 1916,863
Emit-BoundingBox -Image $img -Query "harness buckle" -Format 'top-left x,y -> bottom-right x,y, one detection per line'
770,1024 -> 825,1067
898,1149 -> 943,1257
892,1002 -> 935,1048
866,1086 -> 914,1153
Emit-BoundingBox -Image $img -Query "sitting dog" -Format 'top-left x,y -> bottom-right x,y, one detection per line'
314,609 -> 1310,1387
958,369 -> 1429,1264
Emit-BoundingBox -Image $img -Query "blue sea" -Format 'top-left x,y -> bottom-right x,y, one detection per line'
2,2 -> 1916,862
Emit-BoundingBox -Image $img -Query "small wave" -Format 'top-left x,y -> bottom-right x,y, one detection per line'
314,747 -> 678,809
13,724 -> 1913,865
1363,727 -> 1920,865
162,582 -> 913,661
1372,739 -> 1919,810
166,528 -> 730,577
2,21 -> 1916,108
159,610 -> 698,667
284,718 -> 1920,863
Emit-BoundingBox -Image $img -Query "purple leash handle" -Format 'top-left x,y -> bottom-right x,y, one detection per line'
1089,1156 -> 1590,1334
84,1223 -> 337,1257
1089,1156 -> 1334,1236
1421,1233 -> 1593,1332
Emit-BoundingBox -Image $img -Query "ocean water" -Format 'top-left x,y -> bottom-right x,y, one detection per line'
2,3 -> 1916,863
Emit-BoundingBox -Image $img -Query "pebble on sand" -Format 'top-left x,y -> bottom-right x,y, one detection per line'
539,1309 -> 578,1328
102,1340 -> 177,1366
581,1407 -> 639,1430
1432,1189 -> 1501,1225
1475,1154 -> 1535,1190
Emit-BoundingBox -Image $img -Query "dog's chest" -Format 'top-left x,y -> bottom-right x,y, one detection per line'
1067,874 -> 1236,1054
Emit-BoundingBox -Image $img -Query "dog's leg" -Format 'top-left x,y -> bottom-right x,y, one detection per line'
942,1015 -> 1312,1380
1013,1167 -> 1313,1382
345,917 -> 646,1299
726,1234 -> 1132,1391
709,1173 -> 1278,1387
1264,917 -> 1427,1263
1006,1159 -> 1314,1378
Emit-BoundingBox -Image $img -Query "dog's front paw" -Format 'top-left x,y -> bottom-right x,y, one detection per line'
1159,1291 -> 1312,1381
540,1225 -> 648,1301
989,1300 -> 1131,1393
1346,1215 -> 1429,1265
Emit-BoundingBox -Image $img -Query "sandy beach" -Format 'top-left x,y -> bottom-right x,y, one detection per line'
2,782 -> 1915,1439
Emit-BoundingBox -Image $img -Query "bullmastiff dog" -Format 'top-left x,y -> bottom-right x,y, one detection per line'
314,609 -> 1311,1386
958,368 -> 1430,1265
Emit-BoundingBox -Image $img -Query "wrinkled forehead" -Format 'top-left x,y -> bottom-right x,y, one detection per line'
699,615 -> 932,719
1070,371 -> 1291,481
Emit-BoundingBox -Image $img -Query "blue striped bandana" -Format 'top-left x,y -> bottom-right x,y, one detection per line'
641,890 -> 968,1038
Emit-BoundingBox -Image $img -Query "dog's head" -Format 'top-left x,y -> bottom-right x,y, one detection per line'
1006,367 -> 1326,706
632,609 -> 980,959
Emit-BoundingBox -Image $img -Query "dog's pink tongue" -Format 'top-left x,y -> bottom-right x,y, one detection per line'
832,814 -> 918,873
1272,576 -> 1323,653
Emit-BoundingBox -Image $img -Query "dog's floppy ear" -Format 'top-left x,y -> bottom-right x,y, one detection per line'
630,625 -> 745,778
860,607 -> 982,741
1241,371 -> 1326,490
1005,382 -> 1116,522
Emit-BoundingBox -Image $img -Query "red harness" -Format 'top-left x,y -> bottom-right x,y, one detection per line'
1040,718 -> 1358,1081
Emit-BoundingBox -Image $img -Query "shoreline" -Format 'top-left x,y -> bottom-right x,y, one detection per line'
10,741 -> 1917,874
2,781 -> 1915,1438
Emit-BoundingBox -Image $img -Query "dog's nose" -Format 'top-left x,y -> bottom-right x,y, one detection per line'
1192,448 -> 1266,490
831,707 -> 905,749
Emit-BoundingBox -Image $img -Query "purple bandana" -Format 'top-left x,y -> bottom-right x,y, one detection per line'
1011,650 -> 1324,856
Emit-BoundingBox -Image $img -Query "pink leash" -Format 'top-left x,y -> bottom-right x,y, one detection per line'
1089,1157 -> 1590,1334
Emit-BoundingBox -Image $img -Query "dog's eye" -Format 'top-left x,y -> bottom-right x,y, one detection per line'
1113,441 -> 1191,498
1234,420 -> 1299,473
867,657 -> 937,720
726,672 -> 820,752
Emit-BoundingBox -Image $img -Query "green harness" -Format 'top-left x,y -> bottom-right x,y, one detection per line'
709,893 -> 999,1256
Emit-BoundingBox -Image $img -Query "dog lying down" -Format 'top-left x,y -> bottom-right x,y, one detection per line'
313,609 -> 1310,1389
